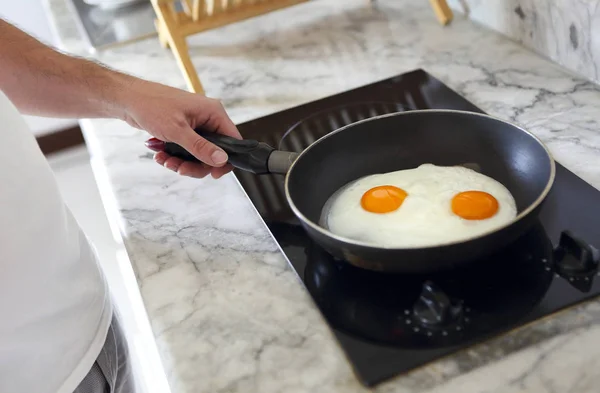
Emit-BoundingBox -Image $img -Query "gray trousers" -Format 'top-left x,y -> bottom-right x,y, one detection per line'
74,314 -> 135,393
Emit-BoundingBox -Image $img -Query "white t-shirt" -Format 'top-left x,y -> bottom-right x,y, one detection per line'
0,91 -> 112,393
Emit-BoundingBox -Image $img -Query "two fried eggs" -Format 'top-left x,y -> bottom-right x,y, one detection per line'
321,164 -> 517,248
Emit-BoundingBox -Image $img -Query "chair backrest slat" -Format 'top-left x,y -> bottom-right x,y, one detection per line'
192,0 -> 207,20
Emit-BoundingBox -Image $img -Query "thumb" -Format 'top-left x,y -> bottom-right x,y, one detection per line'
180,127 -> 228,167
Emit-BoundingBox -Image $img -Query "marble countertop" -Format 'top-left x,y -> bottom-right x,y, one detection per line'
45,0 -> 600,392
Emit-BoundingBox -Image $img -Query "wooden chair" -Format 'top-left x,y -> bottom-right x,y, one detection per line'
152,0 -> 453,94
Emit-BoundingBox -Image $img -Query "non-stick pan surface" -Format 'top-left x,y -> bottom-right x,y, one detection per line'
285,110 -> 554,272
152,110 -> 555,274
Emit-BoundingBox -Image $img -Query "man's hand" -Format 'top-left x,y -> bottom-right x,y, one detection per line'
122,80 -> 241,179
0,19 -> 240,179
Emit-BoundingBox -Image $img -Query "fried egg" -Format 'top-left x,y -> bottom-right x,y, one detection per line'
321,164 -> 517,248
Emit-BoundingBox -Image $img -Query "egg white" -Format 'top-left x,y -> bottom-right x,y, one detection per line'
321,164 -> 517,248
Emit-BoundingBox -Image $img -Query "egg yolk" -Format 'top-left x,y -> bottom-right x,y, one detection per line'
452,191 -> 499,220
361,185 -> 408,213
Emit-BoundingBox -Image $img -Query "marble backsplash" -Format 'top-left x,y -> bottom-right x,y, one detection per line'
447,0 -> 600,84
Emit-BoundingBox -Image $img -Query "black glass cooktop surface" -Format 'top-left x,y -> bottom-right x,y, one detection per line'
233,69 -> 600,387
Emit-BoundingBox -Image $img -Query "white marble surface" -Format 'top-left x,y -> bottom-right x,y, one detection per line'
447,0 -> 600,84
45,0 -> 600,392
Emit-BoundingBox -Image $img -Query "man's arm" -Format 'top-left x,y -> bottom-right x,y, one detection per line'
0,19 -> 131,119
0,19 -> 241,179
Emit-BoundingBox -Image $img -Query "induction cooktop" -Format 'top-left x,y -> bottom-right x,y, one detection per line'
233,69 -> 600,387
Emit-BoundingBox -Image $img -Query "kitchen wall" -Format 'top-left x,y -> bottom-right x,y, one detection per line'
0,0 -> 79,135
447,0 -> 600,84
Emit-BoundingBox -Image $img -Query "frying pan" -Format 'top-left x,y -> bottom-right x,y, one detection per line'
148,110 -> 555,273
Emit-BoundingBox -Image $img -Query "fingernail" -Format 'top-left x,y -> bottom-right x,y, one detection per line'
145,138 -> 165,152
211,150 -> 228,165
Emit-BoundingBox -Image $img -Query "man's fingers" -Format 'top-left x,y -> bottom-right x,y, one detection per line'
163,156 -> 185,172
178,161 -> 212,178
155,127 -> 230,169
150,97 -> 241,171
179,127 -> 229,167
154,151 -> 212,178
210,164 -> 234,179
154,151 -> 169,166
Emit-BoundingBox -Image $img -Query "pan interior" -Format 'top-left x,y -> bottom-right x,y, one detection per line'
287,111 -> 553,240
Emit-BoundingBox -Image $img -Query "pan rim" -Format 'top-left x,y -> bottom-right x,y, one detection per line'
283,109 -> 557,251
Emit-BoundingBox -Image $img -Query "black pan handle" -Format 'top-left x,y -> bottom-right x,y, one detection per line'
150,128 -> 298,175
